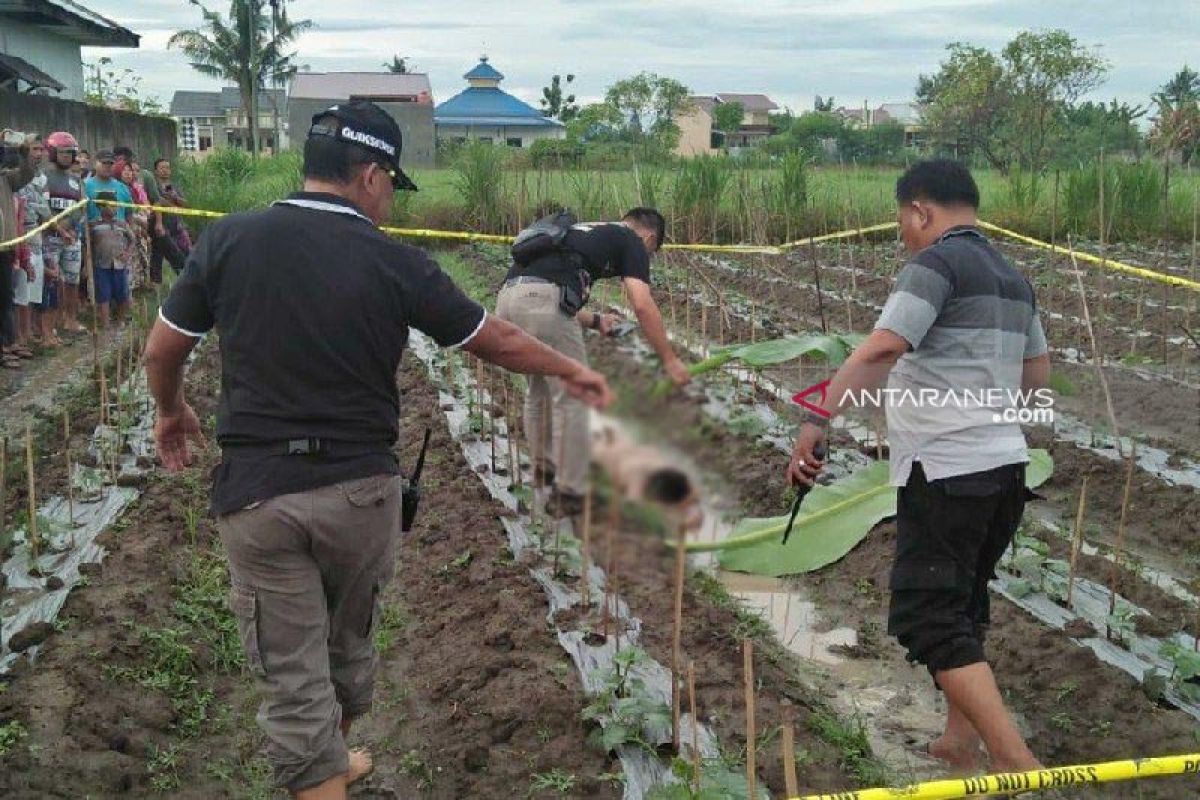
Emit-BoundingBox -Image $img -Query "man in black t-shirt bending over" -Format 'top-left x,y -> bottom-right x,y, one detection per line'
142,101 -> 612,800
497,210 -> 690,513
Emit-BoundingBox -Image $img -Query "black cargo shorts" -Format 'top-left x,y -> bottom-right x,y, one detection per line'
886,461 -> 1026,679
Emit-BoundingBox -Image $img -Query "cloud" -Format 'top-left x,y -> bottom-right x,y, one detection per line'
81,0 -> 1196,115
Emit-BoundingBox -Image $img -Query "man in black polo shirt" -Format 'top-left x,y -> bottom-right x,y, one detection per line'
143,101 -> 612,800
497,211 -> 690,513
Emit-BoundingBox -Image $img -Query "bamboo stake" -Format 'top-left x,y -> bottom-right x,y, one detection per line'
601,495 -> 619,640
98,363 -> 108,427
1051,169 -> 1060,252
672,521 -> 687,752
0,437 -> 6,546
488,368 -> 497,475
807,238 -> 828,334
475,357 -> 484,433
580,486 -> 593,608
1066,476 -> 1088,610
781,723 -> 800,799
115,336 -> 124,434
64,410 -> 75,530
83,216 -> 99,377
552,420 -> 566,574
1187,191 -> 1198,379
1067,242 -> 1123,456
1107,442 -> 1138,624
743,639 -> 757,800
685,268 -> 693,349
688,660 -> 701,794
25,423 -> 38,562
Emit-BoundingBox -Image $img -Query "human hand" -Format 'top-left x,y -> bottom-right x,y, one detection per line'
786,423 -> 827,487
154,402 -> 207,472
665,357 -> 692,387
562,364 -> 614,410
597,313 -> 621,336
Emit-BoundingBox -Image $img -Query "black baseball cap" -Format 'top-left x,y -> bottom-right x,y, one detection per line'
95,149 -> 115,163
308,100 -> 418,192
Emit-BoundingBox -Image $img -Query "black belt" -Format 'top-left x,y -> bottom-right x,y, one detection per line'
502,275 -> 554,289
220,438 -> 392,458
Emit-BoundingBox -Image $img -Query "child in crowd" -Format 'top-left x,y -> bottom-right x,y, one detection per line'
88,192 -> 135,328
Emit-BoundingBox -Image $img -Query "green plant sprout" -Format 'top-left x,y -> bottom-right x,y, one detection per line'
1106,600 -> 1137,647
582,647 -> 672,754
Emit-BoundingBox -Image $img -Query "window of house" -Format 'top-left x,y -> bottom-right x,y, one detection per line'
506,137 -> 523,148
199,136 -> 213,151
478,136 -> 493,144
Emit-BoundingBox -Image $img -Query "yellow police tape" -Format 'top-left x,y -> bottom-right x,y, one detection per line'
978,220 -> 1200,292
795,752 -> 1200,800
3,198 -> 1194,292
0,198 -> 89,249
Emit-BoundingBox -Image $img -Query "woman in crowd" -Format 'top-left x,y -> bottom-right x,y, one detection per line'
118,159 -> 152,289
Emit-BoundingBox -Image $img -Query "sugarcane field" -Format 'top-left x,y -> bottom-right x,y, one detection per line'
2,3 -> 1200,799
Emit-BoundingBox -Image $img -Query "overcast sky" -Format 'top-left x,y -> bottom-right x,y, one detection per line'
82,0 -> 1197,113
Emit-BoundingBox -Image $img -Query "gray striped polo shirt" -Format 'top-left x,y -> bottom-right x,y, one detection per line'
874,226 -> 1048,487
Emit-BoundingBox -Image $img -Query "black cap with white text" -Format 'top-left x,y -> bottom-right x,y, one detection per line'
308,100 -> 418,192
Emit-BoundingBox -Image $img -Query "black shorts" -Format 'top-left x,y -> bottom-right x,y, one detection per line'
886,461 -> 1026,679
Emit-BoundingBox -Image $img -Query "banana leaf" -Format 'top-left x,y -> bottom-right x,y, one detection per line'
653,333 -> 862,397
700,449 -> 1054,577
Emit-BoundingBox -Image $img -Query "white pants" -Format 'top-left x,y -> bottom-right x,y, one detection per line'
25,236 -> 44,304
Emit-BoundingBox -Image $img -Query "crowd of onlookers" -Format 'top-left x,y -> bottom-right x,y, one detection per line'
0,129 -> 193,370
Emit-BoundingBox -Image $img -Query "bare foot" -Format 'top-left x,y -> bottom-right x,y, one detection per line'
347,749 -> 373,785
929,735 -> 985,775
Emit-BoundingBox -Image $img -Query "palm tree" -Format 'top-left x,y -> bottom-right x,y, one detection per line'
384,55 -> 411,74
1159,66 -> 1200,106
1151,66 -> 1200,164
169,0 -> 311,156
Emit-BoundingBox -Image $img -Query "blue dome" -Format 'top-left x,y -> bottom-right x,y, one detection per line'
435,86 -> 564,128
464,58 -> 504,82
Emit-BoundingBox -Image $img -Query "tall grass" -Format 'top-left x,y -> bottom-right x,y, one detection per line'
1060,162 -> 1166,241
175,148 -> 1198,244
671,156 -> 732,242
453,142 -> 507,232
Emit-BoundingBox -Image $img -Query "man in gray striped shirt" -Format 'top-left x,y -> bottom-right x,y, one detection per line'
787,160 -> 1049,776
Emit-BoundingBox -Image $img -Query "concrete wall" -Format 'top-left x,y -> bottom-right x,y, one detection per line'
435,123 -> 565,148
0,19 -> 85,101
674,108 -> 717,157
0,89 -> 177,161
289,98 -> 435,168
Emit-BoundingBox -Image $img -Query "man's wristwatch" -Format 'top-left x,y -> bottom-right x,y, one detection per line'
589,313 -> 602,331
803,409 -> 831,429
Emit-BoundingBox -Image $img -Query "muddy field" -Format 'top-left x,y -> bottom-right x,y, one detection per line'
0,326 -> 879,797
460,239 -> 1200,796
2,226 -> 1198,800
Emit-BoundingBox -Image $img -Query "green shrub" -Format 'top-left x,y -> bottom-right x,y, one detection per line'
529,139 -> 585,169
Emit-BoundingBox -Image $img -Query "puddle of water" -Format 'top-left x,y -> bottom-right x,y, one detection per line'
719,572 -> 856,666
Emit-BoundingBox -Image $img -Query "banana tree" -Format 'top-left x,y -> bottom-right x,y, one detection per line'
694,450 -> 1054,577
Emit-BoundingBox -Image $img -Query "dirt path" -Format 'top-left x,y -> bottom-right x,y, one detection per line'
0,327 -> 127,439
